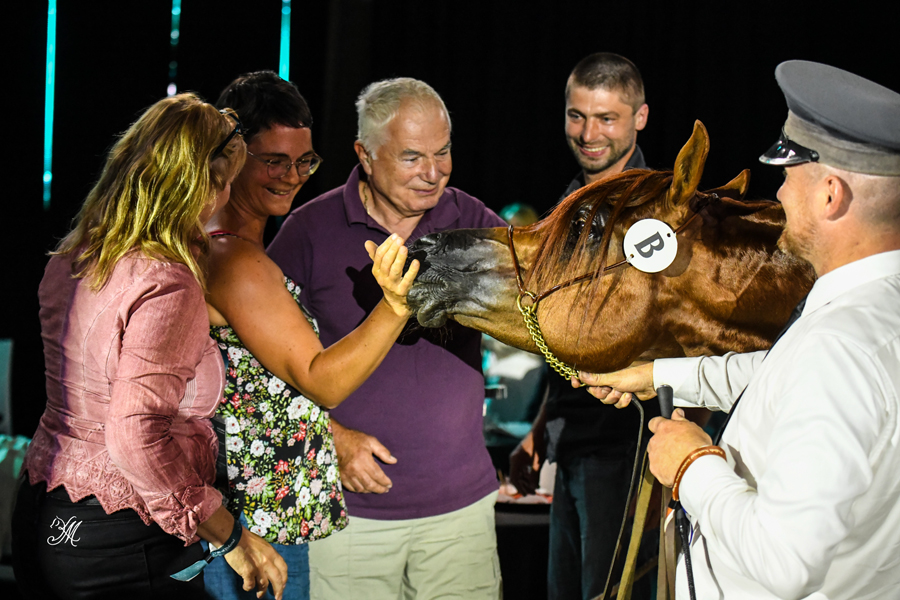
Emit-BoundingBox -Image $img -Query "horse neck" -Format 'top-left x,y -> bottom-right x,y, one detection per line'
661,212 -> 815,356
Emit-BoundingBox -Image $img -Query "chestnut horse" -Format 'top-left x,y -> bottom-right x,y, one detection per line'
407,121 -> 815,373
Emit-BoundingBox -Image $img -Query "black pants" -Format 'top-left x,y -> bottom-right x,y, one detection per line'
12,477 -> 213,600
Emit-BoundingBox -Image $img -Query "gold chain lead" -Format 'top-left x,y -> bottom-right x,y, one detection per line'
516,293 -> 581,383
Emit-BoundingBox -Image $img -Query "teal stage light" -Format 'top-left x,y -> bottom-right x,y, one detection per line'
280,0 -> 291,81
43,0 -> 57,210
168,0 -> 182,96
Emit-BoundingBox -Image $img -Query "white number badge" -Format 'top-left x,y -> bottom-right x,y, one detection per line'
623,219 -> 677,273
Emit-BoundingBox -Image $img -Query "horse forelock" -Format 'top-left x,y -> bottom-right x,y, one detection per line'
525,169 -> 674,296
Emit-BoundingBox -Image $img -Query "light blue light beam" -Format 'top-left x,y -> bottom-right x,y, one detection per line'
169,0 -> 182,95
43,0 -> 57,210
279,1 -> 291,80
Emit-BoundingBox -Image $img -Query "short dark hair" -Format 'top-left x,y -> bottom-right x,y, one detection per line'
216,70 -> 313,143
566,53 -> 645,111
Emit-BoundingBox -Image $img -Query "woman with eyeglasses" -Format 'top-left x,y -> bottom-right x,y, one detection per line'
201,72 -> 419,600
11,93 -> 292,599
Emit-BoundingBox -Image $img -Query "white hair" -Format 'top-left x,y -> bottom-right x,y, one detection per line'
356,78 -> 451,159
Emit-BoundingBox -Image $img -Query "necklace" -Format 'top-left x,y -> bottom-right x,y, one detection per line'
362,182 -> 371,215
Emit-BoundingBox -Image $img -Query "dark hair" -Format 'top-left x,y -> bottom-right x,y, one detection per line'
216,70 -> 313,143
566,53 -> 645,111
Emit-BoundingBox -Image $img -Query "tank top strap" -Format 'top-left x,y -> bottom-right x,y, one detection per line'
208,229 -> 245,241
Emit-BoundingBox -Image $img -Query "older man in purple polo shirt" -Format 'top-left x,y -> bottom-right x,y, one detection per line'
267,78 -> 504,599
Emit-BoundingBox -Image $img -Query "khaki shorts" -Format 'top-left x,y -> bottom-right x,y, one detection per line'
309,491 -> 502,600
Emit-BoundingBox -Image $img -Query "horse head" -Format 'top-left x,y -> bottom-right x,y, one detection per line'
407,121 -> 815,373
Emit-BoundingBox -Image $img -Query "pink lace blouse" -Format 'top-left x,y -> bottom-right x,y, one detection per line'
25,251 -> 225,544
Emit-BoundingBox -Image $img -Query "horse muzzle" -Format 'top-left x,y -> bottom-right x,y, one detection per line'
407,228 -> 514,327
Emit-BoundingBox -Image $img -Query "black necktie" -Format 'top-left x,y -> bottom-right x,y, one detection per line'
713,295 -> 807,445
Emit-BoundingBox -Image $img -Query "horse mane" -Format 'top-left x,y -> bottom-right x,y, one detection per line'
526,168 -> 673,295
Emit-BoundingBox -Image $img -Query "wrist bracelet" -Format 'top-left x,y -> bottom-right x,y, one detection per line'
211,516 -> 243,558
672,445 -> 726,501
170,518 -> 243,581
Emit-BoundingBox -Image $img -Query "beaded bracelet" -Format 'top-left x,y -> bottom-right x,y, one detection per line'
672,445 -> 727,501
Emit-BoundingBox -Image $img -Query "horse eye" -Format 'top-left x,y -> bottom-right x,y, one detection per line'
589,205 -> 610,238
574,206 -> 590,218
573,206 -> 608,239
588,213 -> 605,239
572,217 -> 586,236
572,207 -> 591,234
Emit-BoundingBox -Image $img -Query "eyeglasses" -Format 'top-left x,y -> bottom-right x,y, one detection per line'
246,150 -> 323,179
211,109 -> 245,160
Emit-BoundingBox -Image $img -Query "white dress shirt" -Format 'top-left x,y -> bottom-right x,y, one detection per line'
653,250 -> 900,600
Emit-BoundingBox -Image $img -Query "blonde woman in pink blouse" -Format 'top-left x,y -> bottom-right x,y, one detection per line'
12,94 -> 287,600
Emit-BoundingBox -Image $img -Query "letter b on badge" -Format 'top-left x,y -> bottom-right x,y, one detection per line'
635,232 -> 664,258
623,219 -> 677,273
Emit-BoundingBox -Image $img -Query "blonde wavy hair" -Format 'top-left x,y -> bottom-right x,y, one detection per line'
56,93 -> 246,289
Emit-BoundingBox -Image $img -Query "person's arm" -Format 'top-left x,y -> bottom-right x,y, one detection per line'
197,506 -> 287,600
654,351 -> 765,411
656,335 -> 887,599
508,383 -> 549,495
576,351 -> 766,411
106,264 -> 288,598
106,264 -> 225,540
207,234 -> 419,409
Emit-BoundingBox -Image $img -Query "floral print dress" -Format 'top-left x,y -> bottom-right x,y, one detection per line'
210,276 -> 348,545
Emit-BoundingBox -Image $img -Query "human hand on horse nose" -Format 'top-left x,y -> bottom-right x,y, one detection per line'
575,362 -> 656,408
647,410 -> 713,487
366,234 -> 420,318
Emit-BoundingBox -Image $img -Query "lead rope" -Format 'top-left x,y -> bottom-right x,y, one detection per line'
600,399 -> 645,600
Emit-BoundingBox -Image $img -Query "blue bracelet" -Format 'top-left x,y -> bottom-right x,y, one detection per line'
170,517 -> 243,581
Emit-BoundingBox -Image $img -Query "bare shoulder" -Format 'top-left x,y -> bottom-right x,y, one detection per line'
206,235 -> 285,300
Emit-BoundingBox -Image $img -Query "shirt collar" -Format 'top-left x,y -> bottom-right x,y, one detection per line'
804,249 -> 900,316
625,145 -> 647,170
562,144 -> 647,200
341,164 -> 462,239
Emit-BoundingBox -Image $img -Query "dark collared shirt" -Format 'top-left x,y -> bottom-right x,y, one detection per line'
268,165 -> 504,519
546,144 -> 658,462
560,145 -> 647,201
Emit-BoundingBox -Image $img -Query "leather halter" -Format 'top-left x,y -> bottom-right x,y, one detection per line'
506,194 -> 712,380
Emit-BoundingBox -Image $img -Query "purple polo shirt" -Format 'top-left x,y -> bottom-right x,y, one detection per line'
267,165 -> 504,520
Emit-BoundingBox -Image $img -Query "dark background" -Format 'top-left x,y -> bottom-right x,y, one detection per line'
7,0 -> 900,437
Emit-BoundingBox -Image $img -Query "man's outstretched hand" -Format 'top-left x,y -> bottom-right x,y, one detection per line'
573,362 -> 656,408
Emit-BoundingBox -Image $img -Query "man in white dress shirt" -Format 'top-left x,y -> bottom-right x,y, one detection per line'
577,60 -> 900,600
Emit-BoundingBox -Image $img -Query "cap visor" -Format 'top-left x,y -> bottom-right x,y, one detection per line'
759,132 -> 818,166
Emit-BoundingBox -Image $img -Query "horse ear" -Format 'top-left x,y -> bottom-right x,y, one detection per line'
667,121 -> 710,206
707,169 -> 751,201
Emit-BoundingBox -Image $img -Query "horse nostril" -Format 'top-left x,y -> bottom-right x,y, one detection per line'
406,249 -> 430,275
408,234 -> 442,276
